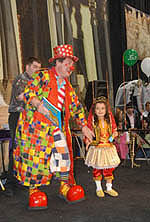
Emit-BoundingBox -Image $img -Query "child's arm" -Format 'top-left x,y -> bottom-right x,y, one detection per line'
125,132 -> 130,144
112,131 -> 118,139
109,131 -> 118,142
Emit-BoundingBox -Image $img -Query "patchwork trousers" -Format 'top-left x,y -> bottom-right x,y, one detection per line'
50,129 -> 70,182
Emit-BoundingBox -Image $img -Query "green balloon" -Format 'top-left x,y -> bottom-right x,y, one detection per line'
123,49 -> 138,66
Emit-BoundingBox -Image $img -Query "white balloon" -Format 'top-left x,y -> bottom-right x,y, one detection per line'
141,57 -> 150,77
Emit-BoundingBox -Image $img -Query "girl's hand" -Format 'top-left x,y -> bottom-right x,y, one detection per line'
112,131 -> 118,139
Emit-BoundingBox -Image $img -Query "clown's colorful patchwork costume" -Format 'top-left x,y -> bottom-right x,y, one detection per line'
13,66 -> 87,195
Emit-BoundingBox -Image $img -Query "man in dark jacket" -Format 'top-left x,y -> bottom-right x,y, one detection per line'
125,102 -> 142,167
5,57 -> 41,196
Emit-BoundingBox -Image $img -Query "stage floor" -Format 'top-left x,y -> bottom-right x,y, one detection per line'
0,159 -> 150,222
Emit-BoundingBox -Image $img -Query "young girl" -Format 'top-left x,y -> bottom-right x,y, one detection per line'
85,96 -> 120,198
114,121 -> 129,167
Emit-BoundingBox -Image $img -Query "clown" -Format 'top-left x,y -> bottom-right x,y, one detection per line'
13,44 -> 94,209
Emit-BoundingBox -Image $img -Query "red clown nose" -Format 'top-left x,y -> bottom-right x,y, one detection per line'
70,66 -> 75,72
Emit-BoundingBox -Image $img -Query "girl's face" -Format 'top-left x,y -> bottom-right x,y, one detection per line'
95,102 -> 106,119
143,120 -> 148,129
118,122 -> 122,130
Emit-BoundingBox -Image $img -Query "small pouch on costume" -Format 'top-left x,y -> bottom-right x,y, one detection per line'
108,135 -> 113,142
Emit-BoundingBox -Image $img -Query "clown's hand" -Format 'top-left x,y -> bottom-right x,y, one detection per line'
37,103 -> 49,116
82,126 -> 95,143
17,92 -> 24,101
84,138 -> 91,151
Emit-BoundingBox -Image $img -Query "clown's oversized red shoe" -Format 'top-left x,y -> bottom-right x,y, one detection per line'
59,183 -> 85,204
28,188 -> 48,210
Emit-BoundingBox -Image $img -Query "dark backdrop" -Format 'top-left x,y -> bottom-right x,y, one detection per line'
15,0 -> 150,99
16,0 -> 51,69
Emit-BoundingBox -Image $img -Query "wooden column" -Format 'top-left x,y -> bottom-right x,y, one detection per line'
103,0 -> 114,107
88,0 -> 103,81
61,0 -> 78,89
0,0 -> 20,104
53,0 -> 64,45
0,0 -> 19,81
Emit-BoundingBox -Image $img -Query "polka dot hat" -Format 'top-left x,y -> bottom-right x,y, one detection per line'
49,44 -> 78,63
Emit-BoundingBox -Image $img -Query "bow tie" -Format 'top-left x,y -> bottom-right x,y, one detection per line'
56,75 -> 66,89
